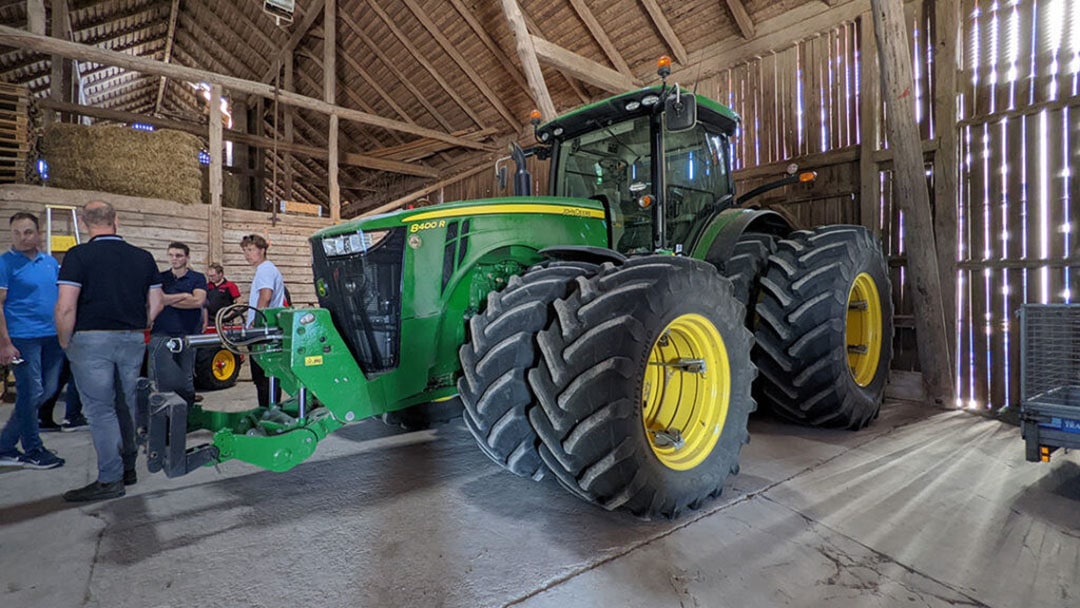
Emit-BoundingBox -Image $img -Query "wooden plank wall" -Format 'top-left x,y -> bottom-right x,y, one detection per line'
955,0 -> 1080,411
0,185 -> 331,306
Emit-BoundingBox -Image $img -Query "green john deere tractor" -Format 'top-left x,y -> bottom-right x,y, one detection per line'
146,65 -> 893,520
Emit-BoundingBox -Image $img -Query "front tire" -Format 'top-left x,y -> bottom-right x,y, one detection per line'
457,262 -> 598,479
528,256 -> 755,519
753,225 -> 893,429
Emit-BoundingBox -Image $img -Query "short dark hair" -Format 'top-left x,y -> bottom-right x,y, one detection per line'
241,234 -> 268,251
9,212 -> 38,229
208,262 -> 224,274
82,201 -> 116,227
167,241 -> 190,256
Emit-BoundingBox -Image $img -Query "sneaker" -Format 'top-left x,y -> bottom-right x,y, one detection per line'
0,450 -> 24,467
19,448 -> 65,469
39,419 -> 63,433
63,480 -> 125,503
123,468 -> 137,486
60,418 -> 89,432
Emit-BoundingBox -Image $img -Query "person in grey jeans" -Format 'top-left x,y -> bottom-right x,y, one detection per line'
55,201 -> 163,503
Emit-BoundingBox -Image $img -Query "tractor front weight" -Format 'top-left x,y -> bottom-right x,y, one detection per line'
139,307 -> 379,476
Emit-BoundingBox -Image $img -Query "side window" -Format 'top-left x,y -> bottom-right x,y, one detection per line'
664,125 -> 731,246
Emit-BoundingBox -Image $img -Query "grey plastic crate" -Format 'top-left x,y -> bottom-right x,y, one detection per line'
1019,304 -> 1080,461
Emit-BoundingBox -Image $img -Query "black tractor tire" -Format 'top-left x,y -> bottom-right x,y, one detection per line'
193,347 -> 242,390
753,225 -> 893,429
528,256 -> 756,519
457,261 -> 599,480
711,232 -> 778,322
380,397 -> 464,431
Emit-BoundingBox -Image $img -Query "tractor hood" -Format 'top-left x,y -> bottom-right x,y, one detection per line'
312,196 -> 608,239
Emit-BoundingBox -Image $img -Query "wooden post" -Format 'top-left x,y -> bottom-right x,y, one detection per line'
253,97 -> 266,210
500,0 -> 556,120
858,13 -> 881,235
27,0 -> 45,35
209,84 -> 224,265
329,114 -> 340,222
325,0 -> 340,221
47,0 -> 68,123
932,0 -> 960,373
870,0 -> 955,405
283,51 -> 294,201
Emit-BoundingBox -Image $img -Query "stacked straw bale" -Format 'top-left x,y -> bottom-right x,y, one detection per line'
41,123 -> 202,206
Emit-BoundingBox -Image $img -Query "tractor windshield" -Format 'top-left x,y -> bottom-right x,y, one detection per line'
552,114 -> 733,253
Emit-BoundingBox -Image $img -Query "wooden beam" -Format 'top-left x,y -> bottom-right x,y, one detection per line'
447,0 -> 532,96
400,0 -> 519,128
48,0 -> 69,124
723,0 -> 755,40
261,0 -> 325,83
638,0 -> 689,65
531,35 -> 638,94
500,0 -> 556,120
0,24 -> 495,151
323,0 -> 334,104
283,50 -> 294,200
567,0 -> 633,76
27,0 -> 45,35
870,0 -> 954,404
858,13 -> 880,236
368,0 -> 489,130
37,99 -> 441,178
208,83 -> 223,265
933,0 -> 961,372
153,0 -> 180,115
521,11 -> 591,105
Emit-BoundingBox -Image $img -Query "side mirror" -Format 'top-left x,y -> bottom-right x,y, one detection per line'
665,93 -> 697,132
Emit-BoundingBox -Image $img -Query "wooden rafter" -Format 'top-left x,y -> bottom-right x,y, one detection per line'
567,0 -> 632,77
178,12 -> 268,78
531,36 -> 638,94
77,21 -> 166,49
723,0 -> 755,40
0,24 -> 492,151
400,0 -> 519,128
521,10 -> 591,105
639,0 -> 688,65
447,0 -> 531,96
293,59 -> 406,149
500,0 -> 555,120
368,0 -> 488,130
191,0 -> 279,53
70,4 -> 168,33
338,11 -> 456,132
153,0 -> 180,115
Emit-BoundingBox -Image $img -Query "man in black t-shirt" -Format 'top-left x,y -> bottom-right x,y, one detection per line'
149,242 -> 205,408
55,201 -> 163,503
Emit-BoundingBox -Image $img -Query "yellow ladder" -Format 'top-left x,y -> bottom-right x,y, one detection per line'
45,205 -> 80,254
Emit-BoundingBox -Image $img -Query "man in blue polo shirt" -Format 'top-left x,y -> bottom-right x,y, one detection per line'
56,201 -> 162,502
0,212 -> 64,469
148,241 -> 206,407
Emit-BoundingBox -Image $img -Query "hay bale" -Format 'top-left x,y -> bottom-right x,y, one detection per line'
200,169 -> 250,209
41,123 -> 202,205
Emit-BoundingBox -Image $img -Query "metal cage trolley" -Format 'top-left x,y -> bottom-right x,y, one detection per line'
1019,304 -> 1080,462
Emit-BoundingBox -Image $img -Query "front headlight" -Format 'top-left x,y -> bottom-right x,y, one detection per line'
322,229 -> 391,257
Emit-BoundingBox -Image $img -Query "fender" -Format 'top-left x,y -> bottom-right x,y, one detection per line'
539,245 -> 628,266
689,209 -> 793,270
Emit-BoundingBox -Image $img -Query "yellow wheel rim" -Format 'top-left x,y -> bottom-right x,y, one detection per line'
642,313 -> 730,471
846,272 -> 884,387
212,350 -> 237,381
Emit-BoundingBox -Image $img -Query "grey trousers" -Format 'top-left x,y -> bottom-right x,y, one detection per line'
148,334 -> 196,407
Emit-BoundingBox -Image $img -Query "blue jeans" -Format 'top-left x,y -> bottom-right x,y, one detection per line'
66,331 -> 145,483
148,334 -> 196,406
0,336 -> 64,454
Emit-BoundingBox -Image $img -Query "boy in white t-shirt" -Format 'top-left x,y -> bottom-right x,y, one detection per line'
241,234 -> 284,407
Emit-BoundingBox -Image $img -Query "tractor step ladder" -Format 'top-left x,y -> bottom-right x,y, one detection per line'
45,204 -> 80,254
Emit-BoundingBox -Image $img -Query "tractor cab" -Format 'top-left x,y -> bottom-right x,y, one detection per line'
532,66 -> 740,255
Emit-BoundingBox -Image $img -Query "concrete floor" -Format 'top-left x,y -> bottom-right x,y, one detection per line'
0,382 -> 1077,608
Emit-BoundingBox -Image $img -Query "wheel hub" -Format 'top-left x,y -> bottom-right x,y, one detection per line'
642,313 -> 730,471
846,272 -> 883,386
